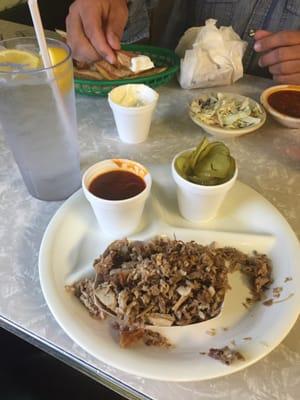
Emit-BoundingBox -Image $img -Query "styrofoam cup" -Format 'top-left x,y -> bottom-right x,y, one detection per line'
108,84 -> 159,144
82,159 -> 152,237
172,150 -> 238,222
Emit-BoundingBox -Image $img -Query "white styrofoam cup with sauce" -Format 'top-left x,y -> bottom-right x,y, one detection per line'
108,84 -> 159,144
82,159 -> 152,237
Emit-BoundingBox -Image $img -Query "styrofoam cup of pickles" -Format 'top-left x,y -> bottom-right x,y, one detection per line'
171,138 -> 238,222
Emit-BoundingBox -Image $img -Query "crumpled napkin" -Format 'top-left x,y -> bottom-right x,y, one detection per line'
175,19 -> 247,89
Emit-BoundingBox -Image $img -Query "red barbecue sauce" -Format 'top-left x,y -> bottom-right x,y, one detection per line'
89,170 -> 146,200
268,90 -> 300,118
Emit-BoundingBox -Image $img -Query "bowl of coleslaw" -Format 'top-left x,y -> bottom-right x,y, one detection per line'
189,92 -> 266,139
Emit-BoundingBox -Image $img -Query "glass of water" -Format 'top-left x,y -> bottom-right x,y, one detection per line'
0,37 -> 81,201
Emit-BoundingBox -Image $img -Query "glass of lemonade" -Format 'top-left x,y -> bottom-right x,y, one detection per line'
0,37 -> 81,201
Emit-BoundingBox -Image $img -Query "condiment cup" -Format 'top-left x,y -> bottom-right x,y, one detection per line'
260,85 -> 300,129
82,159 -> 152,237
108,84 -> 159,144
172,150 -> 238,222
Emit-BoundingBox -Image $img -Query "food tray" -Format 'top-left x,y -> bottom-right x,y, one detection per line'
74,44 -> 180,97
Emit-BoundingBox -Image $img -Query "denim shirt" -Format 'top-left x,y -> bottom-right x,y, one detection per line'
124,0 -> 300,77
124,0 -> 158,43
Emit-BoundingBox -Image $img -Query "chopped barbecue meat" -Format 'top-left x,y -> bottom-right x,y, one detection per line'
66,278 -> 106,320
272,287 -> 283,298
215,246 -> 272,301
208,346 -> 245,365
92,238 -> 229,326
67,237 -> 273,348
90,238 -> 272,327
206,329 -> 217,336
263,299 -> 274,306
119,326 -> 145,348
143,330 -> 171,348
114,324 -> 170,348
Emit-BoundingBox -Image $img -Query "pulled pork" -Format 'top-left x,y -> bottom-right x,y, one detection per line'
219,247 -> 273,300
208,346 -> 245,365
113,323 -> 171,348
92,237 -> 229,327
66,278 -> 106,320
68,237 -> 273,348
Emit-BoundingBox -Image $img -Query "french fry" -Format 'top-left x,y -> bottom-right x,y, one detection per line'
74,67 -> 104,80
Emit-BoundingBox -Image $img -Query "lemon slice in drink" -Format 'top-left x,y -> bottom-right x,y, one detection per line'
0,47 -> 73,93
0,49 -> 40,72
48,47 -> 68,65
48,47 -> 73,94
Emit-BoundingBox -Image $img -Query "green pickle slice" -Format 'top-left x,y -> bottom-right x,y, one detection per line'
175,137 -> 236,186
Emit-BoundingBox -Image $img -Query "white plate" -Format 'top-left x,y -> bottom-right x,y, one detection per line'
39,165 -> 300,382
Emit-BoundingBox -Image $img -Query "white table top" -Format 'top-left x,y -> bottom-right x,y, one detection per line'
0,18 -> 299,400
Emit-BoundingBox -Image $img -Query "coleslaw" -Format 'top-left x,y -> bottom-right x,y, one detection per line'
190,93 -> 264,129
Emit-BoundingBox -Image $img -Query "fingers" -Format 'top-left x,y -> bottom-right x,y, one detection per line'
254,30 -> 273,41
79,5 -> 117,64
66,0 -> 129,64
269,60 -> 300,75
258,44 -> 300,67
273,73 -> 300,85
254,30 -> 300,52
106,5 -> 128,50
253,30 -> 300,85
258,44 -> 300,84
66,0 -> 119,64
66,7 -> 99,62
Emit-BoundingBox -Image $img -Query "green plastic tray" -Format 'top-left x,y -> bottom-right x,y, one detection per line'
74,44 -> 180,97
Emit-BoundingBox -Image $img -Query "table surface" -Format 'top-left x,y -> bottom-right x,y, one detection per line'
0,19 -> 300,400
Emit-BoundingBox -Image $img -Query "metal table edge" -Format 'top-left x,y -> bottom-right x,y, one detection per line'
0,315 -> 152,400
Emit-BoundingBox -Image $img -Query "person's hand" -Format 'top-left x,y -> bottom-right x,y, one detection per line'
254,30 -> 300,84
66,0 -> 128,64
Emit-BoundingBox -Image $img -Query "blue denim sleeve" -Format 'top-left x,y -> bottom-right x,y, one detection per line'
122,0 -> 159,43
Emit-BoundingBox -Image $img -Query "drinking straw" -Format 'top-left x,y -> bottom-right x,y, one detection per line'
27,0 -> 72,135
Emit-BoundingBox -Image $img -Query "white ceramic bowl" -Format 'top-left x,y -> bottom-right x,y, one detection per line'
260,85 -> 300,129
189,92 -> 266,139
